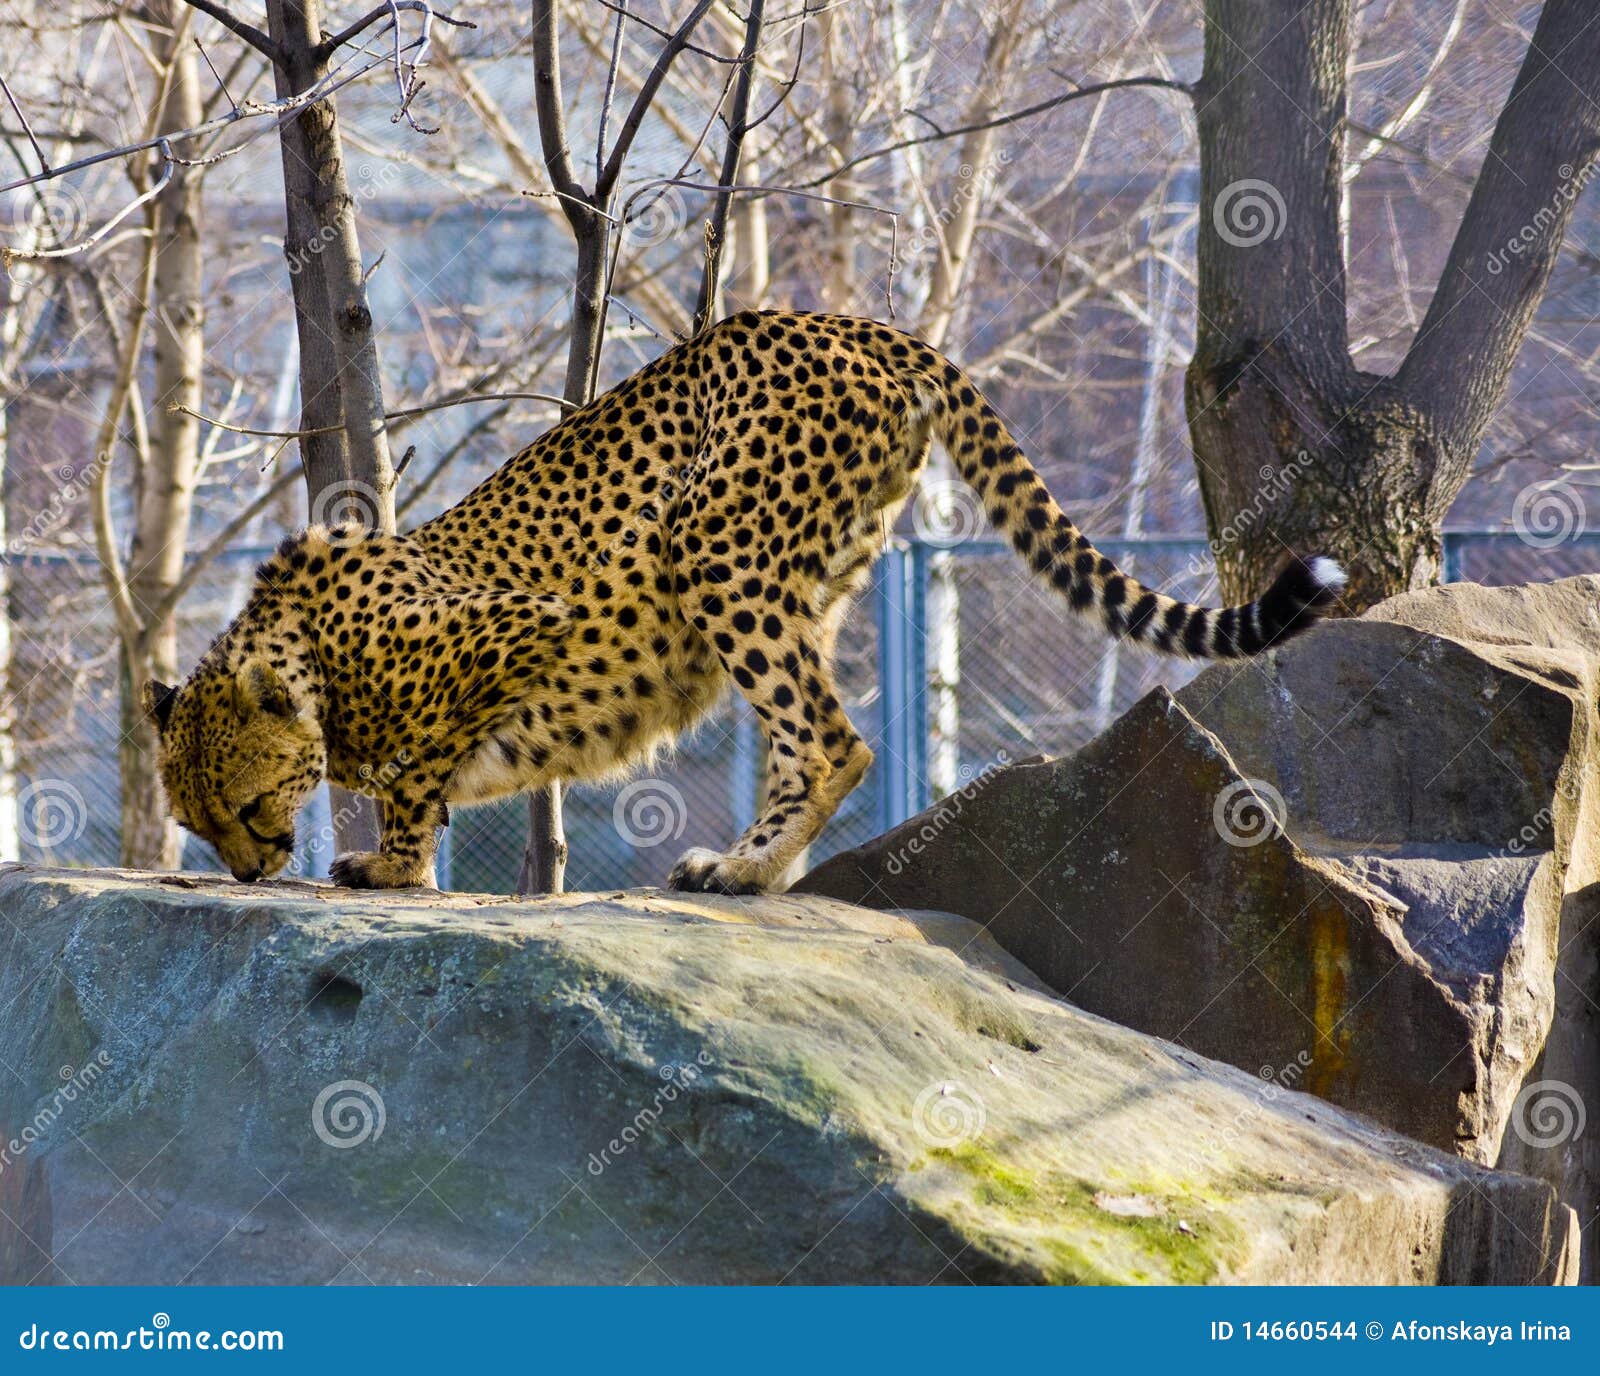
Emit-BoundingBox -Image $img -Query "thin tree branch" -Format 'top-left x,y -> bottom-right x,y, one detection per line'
151,462 -> 305,625
169,388 -> 575,438
0,37 -> 416,196
0,72 -> 50,174
693,0 -> 764,331
791,75 -> 1191,191
596,0 -> 716,196
179,0 -> 282,62
317,0 -> 471,58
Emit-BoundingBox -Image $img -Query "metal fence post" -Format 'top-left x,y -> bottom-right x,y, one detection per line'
908,539 -> 932,815
1442,532 -> 1462,584
874,544 -> 913,831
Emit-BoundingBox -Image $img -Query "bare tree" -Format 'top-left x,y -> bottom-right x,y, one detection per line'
120,0 -> 205,867
516,0 -> 715,895
1188,0 -> 1600,610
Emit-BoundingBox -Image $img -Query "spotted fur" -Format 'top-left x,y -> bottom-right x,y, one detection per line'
145,310 -> 1344,892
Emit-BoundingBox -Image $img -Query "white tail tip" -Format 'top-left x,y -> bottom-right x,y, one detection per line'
1309,556 -> 1347,592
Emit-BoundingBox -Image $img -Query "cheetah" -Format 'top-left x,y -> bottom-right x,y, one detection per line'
144,310 -> 1345,893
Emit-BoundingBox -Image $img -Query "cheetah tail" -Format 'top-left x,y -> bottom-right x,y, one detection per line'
930,371 -> 1346,659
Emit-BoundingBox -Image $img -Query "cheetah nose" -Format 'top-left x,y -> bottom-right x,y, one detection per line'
233,865 -> 264,884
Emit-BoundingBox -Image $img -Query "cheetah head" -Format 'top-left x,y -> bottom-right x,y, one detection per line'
143,659 -> 326,882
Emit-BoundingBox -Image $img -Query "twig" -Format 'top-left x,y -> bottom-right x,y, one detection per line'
0,39 -> 417,196
791,75 -> 1192,190
168,387 -> 576,438
0,72 -> 49,174
318,0 -> 472,59
180,0 -> 281,62
596,0 -> 627,181
622,176 -> 901,319
597,0 -> 716,197
693,0 -> 765,332
4,141 -> 174,261
194,36 -> 238,116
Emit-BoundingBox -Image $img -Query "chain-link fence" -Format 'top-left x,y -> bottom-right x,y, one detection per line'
6,529 -> 1595,891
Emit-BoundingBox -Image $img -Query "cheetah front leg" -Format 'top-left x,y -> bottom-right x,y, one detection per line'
668,633 -> 871,896
329,761 -> 450,890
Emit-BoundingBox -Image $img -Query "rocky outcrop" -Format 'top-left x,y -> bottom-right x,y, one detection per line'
0,867 -> 1578,1284
801,577 -> 1599,1278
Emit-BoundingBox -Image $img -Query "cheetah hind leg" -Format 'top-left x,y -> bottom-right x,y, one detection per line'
668,642 -> 872,896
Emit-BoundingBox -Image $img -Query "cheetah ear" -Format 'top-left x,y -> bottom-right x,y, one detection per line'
141,680 -> 179,734
235,660 -> 295,720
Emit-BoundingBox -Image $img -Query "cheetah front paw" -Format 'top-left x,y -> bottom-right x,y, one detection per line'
329,851 -> 436,890
666,847 -> 769,896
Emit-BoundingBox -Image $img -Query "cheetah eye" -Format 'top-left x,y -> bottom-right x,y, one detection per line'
237,797 -> 263,823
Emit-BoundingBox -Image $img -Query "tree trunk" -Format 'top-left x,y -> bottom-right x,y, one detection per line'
1188,0 -> 1600,612
122,0 -> 202,869
266,0 -> 396,855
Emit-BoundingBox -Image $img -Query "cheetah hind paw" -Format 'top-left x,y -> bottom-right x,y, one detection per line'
667,847 -> 769,896
329,851 -> 436,890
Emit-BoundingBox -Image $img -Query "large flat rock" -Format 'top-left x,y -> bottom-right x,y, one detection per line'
0,867 -> 1577,1285
801,577 -> 1599,1278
